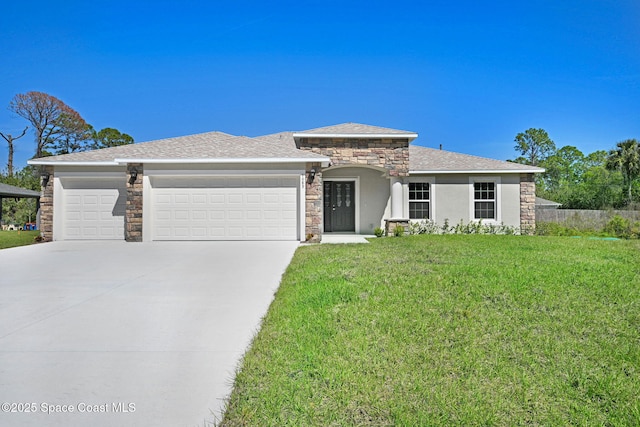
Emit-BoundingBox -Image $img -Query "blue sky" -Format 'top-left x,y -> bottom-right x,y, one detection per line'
1,0 -> 639,169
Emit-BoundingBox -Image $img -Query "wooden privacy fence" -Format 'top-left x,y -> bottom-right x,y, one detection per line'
536,208 -> 640,228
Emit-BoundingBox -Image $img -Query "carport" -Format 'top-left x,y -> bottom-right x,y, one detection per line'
0,182 -> 40,229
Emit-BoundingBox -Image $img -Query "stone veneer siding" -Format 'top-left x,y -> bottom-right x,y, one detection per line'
305,162 -> 323,243
297,138 -> 410,177
298,138 -> 410,240
39,166 -> 54,242
125,163 -> 143,242
520,173 -> 536,234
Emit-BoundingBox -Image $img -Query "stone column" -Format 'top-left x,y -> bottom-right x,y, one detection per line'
304,163 -> 323,243
520,173 -> 536,234
125,164 -> 143,242
39,166 -> 54,242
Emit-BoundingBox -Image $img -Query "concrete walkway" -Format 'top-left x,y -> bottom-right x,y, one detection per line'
321,234 -> 375,244
0,241 -> 298,427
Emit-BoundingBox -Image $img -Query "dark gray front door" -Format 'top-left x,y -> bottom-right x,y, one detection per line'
323,181 -> 355,232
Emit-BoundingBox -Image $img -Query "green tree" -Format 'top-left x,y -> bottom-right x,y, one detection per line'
52,114 -> 94,155
92,127 -> 134,149
0,166 -> 40,224
535,147 -> 626,210
542,146 -> 585,193
606,139 -> 640,205
9,91 -> 89,158
514,128 -> 556,166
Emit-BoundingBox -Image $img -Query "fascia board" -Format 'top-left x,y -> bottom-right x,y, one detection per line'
410,168 -> 545,174
293,133 -> 418,140
115,157 -> 331,165
27,160 -> 119,166
28,157 -> 331,167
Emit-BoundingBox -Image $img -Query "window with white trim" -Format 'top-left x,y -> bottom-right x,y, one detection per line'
473,182 -> 496,220
409,182 -> 430,219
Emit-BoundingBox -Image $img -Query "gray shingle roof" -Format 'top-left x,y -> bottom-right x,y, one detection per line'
0,183 -> 40,198
295,122 -> 417,137
31,131 -> 328,164
27,124 -> 543,175
409,145 -> 544,173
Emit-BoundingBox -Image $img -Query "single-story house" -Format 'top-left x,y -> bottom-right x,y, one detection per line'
28,123 -> 544,242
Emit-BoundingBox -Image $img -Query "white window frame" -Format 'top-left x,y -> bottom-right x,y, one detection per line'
408,177 -> 435,221
469,176 -> 501,224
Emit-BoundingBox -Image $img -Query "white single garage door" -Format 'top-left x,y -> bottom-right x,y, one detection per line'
150,176 -> 299,241
61,178 -> 126,240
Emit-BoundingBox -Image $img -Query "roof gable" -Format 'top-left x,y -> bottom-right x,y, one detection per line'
293,122 -> 417,140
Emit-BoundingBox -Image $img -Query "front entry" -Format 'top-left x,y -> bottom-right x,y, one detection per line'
323,180 -> 355,232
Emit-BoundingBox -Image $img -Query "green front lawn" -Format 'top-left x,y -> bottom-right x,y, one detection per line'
0,230 -> 41,250
221,235 -> 640,426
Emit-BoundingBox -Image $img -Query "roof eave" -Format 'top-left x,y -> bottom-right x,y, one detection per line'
410,168 -> 545,174
115,157 -> 331,166
28,160 -> 120,166
28,157 -> 331,167
293,132 -> 418,142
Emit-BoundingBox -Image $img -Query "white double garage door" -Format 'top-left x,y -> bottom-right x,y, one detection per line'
59,175 -> 300,241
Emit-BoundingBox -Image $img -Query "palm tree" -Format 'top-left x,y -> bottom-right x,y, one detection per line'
606,139 -> 640,205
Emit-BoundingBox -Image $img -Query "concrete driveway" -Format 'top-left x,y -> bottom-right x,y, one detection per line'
0,240 -> 299,427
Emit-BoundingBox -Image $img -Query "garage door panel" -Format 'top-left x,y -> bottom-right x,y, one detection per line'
210,194 -> 225,204
192,210 -> 207,220
228,194 -> 243,204
193,194 -> 207,204
84,211 -> 99,221
246,210 -> 261,220
156,194 -> 171,204
62,178 -> 125,240
151,177 -> 299,240
210,211 -> 225,220
246,194 -> 262,204
227,210 -> 244,220
282,211 -> 297,220
175,210 -> 189,220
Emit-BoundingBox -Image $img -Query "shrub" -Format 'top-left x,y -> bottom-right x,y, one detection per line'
409,219 -> 520,236
373,227 -> 385,238
535,222 -> 582,237
409,219 -> 439,235
603,215 -> 640,239
393,225 -> 405,237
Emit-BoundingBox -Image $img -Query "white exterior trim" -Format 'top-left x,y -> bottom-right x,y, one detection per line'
116,158 -> 330,165
407,176 -> 436,221
52,171 -> 125,179
143,169 -> 305,177
52,176 -> 63,241
411,169 -> 543,174
323,177 -> 360,234
29,158 -> 331,167
299,174 -> 306,242
29,161 -> 120,166
293,132 -> 418,140
469,176 -> 502,224
142,174 -> 152,242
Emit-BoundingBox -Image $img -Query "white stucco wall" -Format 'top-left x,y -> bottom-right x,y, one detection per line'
411,174 -> 522,229
323,166 -> 390,233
